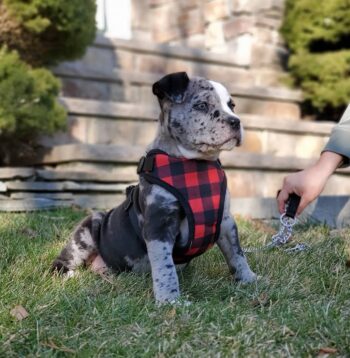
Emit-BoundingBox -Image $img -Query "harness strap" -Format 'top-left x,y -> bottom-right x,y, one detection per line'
125,185 -> 145,246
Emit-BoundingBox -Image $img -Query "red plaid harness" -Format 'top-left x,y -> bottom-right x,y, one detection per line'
137,150 -> 227,264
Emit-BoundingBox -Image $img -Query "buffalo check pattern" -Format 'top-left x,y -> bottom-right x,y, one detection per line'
139,149 -> 227,263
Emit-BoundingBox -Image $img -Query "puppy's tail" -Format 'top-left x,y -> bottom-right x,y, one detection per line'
51,211 -> 105,275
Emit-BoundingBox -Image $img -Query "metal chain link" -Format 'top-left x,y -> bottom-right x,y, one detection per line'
242,213 -> 310,253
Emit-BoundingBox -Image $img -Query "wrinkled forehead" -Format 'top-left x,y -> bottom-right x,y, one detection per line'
188,78 -> 230,103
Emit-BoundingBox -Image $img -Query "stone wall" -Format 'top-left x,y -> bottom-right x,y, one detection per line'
131,0 -> 287,68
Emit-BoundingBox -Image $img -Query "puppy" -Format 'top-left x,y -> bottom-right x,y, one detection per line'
52,72 -> 257,304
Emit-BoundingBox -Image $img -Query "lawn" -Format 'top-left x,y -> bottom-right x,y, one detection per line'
0,208 -> 349,357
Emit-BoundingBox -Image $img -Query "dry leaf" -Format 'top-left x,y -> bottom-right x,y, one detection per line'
165,308 -> 176,319
317,347 -> 338,356
251,292 -> 269,307
10,305 -> 29,321
282,325 -> 295,337
41,340 -> 76,354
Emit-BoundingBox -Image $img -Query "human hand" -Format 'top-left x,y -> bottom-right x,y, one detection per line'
277,151 -> 343,215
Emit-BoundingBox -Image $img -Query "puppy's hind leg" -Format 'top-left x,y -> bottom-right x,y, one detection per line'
51,212 -> 105,276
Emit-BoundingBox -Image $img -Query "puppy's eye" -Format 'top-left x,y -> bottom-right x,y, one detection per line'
228,100 -> 235,111
193,102 -> 209,112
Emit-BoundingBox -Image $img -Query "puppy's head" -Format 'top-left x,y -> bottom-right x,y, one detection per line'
153,72 -> 242,157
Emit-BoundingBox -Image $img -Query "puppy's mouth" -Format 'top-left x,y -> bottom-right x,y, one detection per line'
194,136 -> 241,151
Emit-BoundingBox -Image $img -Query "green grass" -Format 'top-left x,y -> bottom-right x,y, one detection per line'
0,208 -> 349,357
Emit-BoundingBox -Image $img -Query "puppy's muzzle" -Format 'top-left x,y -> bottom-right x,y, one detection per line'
226,115 -> 241,131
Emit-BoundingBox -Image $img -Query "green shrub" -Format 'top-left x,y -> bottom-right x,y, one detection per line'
0,0 -> 96,67
0,47 -> 66,162
281,0 -> 350,116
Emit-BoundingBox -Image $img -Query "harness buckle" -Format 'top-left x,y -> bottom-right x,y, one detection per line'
137,156 -> 154,174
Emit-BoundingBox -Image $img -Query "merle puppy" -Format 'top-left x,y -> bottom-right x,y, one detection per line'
52,72 -> 257,304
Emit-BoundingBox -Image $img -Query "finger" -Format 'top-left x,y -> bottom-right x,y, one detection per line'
296,196 -> 310,215
277,188 -> 291,214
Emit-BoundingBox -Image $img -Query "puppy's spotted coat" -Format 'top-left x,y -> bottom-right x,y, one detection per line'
52,72 -> 257,304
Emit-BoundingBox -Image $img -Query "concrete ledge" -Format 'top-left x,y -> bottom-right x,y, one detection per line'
93,34 -> 247,68
55,65 -> 302,103
231,195 -> 350,228
60,97 -> 334,135
14,143 -> 350,175
0,198 -> 72,212
14,143 -> 314,169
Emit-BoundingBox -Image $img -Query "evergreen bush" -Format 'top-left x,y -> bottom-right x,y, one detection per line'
281,0 -> 350,116
0,0 -> 96,67
0,47 -> 66,162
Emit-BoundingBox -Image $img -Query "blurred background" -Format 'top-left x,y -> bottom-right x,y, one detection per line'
0,0 -> 349,221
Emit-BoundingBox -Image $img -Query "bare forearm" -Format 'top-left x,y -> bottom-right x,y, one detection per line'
277,151 -> 343,215
314,151 -> 343,179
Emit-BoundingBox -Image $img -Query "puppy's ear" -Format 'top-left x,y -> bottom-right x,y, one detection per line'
152,72 -> 190,104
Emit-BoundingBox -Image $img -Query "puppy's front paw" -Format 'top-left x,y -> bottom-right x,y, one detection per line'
156,297 -> 192,307
235,270 -> 258,284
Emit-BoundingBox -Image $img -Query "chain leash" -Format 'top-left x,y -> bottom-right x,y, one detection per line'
242,195 -> 310,254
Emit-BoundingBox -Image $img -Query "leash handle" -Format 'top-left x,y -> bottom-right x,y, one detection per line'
285,193 -> 301,218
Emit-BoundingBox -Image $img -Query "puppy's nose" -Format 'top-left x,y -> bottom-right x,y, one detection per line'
226,115 -> 240,130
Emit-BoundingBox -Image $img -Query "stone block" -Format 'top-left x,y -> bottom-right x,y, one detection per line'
205,21 -> 225,49
182,34 -> 206,48
151,3 -> 181,42
223,16 -> 255,39
231,0 -> 258,14
230,195 -> 350,229
252,69 -> 285,86
132,29 -> 153,42
256,16 -> 282,30
6,181 -> 128,193
0,198 -> 72,212
265,132 -> 328,159
153,26 -> 181,43
226,33 -> 253,66
0,168 -> 34,180
53,163 -> 139,182
235,97 -> 300,120
231,0 -> 284,14
179,0 -> 199,9
0,182 -> 7,192
79,46 -> 116,71
238,130 -> 263,154
74,194 -> 125,210
226,169 -> 287,197
178,8 -> 204,36
110,84 -> 127,101
61,78 -> 110,100
251,43 -> 288,69
131,0 -> 151,31
136,54 -> 196,75
79,117 -> 158,146
203,0 -> 230,23
11,192 -> 74,200
148,0 -> 171,6
114,49 -> 136,70
253,27 -> 283,46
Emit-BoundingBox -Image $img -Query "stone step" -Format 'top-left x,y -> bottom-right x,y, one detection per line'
54,64 -> 302,120
0,198 -> 73,212
1,190 -> 348,228
42,97 -> 334,159
8,143 -> 350,199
